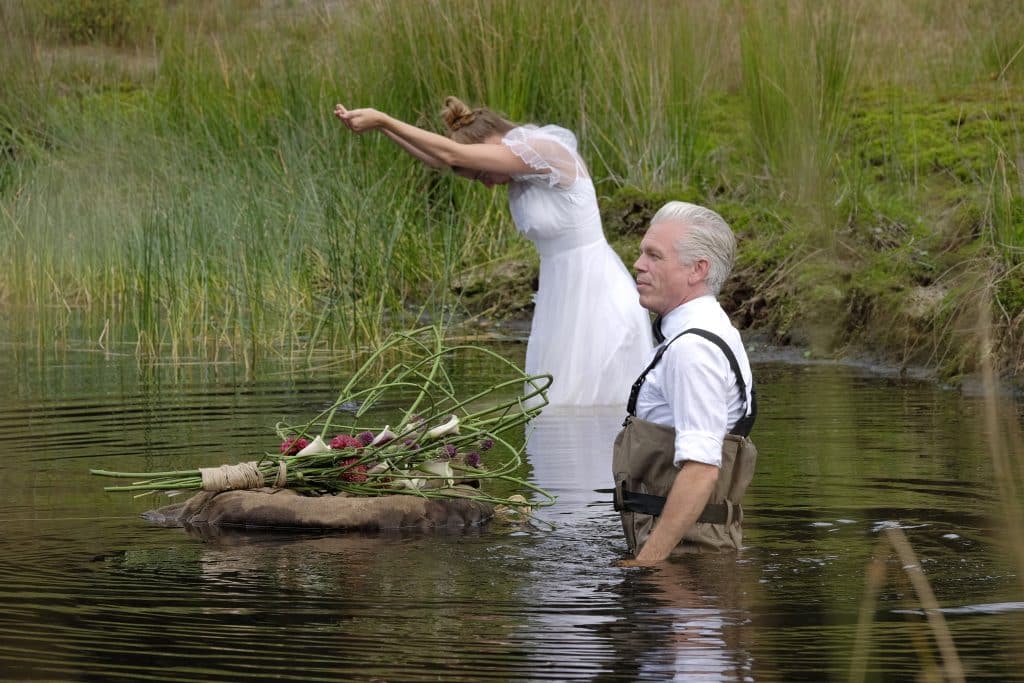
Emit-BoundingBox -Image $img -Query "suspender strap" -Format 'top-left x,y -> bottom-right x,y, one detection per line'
626,327 -> 757,437
626,337 -> 676,416
682,329 -> 757,437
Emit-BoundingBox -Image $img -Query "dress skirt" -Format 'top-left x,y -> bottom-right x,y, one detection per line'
525,239 -> 653,406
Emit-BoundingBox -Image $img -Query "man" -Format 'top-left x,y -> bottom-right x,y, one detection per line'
613,201 -> 757,565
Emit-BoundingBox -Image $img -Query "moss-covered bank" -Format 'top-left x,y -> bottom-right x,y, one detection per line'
461,86 -> 1024,391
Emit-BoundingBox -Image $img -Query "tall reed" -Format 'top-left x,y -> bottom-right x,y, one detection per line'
739,0 -> 854,210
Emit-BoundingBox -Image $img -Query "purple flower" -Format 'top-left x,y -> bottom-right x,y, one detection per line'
356,431 -> 374,446
443,444 -> 458,459
465,451 -> 481,468
403,439 -> 421,451
479,438 -> 494,452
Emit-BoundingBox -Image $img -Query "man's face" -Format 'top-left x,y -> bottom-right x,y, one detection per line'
633,220 -> 702,315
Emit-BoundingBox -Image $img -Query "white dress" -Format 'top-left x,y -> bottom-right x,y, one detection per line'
503,125 -> 654,406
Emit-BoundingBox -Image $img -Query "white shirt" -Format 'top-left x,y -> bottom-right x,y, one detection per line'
633,295 -> 754,468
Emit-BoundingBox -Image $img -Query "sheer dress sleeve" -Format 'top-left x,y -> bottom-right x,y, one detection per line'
502,125 -> 589,189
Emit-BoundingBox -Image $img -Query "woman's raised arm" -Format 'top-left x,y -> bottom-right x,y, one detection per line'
333,103 -> 533,176
380,129 -> 446,169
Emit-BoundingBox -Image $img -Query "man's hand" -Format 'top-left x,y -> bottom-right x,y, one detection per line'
616,557 -> 659,568
626,461 -> 719,564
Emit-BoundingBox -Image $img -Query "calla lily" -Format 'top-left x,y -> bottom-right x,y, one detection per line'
370,426 -> 397,446
420,459 -> 455,488
420,459 -> 454,479
394,476 -> 426,490
403,417 -> 427,434
367,462 -> 390,476
296,435 -> 331,456
425,415 -> 460,440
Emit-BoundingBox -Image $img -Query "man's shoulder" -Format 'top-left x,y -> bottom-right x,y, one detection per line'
666,325 -> 742,349
661,331 -> 728,366
663,325 -> 750,373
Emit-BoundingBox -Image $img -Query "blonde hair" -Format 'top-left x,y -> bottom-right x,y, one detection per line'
440,96 -> 516,143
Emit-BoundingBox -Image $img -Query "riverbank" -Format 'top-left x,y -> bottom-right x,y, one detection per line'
1,1 -> 1021,392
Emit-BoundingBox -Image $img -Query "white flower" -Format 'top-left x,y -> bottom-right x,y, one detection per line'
296,435 -> 331,456
403,417 -> 427,433
420,459 -> 455,488
425,415 -> 460,440
394,477 -> 426,490
370,426 -> 397,446
367,462 -> 391,475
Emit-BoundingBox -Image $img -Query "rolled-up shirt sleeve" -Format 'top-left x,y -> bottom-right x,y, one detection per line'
661,337 -> 730,468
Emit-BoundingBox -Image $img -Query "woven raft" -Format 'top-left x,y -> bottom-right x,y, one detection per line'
142,486 -> 495,531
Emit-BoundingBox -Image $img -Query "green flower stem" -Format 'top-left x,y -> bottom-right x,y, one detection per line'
90,468 -> 201,478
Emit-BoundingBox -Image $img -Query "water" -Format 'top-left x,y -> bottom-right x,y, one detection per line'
1,345 -> 1022,682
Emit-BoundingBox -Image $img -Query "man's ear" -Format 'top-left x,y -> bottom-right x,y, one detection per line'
689,258 -> 710,284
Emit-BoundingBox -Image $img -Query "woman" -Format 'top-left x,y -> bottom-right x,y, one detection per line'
334,97 -> 652,406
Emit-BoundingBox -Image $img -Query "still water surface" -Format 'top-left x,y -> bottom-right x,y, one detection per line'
1,343 -> 1022,682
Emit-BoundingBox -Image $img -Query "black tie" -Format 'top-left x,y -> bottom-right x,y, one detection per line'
652,315 -> 665,344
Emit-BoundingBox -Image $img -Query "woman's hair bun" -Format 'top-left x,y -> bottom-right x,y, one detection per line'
441,96 -> 476,132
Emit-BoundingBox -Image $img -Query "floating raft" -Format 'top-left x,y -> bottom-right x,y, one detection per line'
142,486 -> 494,531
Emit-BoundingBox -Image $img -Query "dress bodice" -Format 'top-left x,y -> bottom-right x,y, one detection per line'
503,125 -> 606,258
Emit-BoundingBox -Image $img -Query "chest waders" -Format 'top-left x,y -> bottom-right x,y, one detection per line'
612,328 -> 758,555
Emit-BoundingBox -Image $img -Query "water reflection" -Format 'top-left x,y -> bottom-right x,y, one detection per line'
523,406 -> 758,681
526,404 -> 624,502
590,557 -> 758,682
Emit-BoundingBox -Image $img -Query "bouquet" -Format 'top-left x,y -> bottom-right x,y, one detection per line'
91,326 -> 556,511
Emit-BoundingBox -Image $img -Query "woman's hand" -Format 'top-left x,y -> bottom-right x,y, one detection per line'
332,103 -> 447,169
333,104 -> 386,133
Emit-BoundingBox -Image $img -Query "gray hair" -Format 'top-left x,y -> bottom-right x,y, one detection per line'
650,201 -> 736,295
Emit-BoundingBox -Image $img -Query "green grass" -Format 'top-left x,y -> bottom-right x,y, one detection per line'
0,0 -> 1022,383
